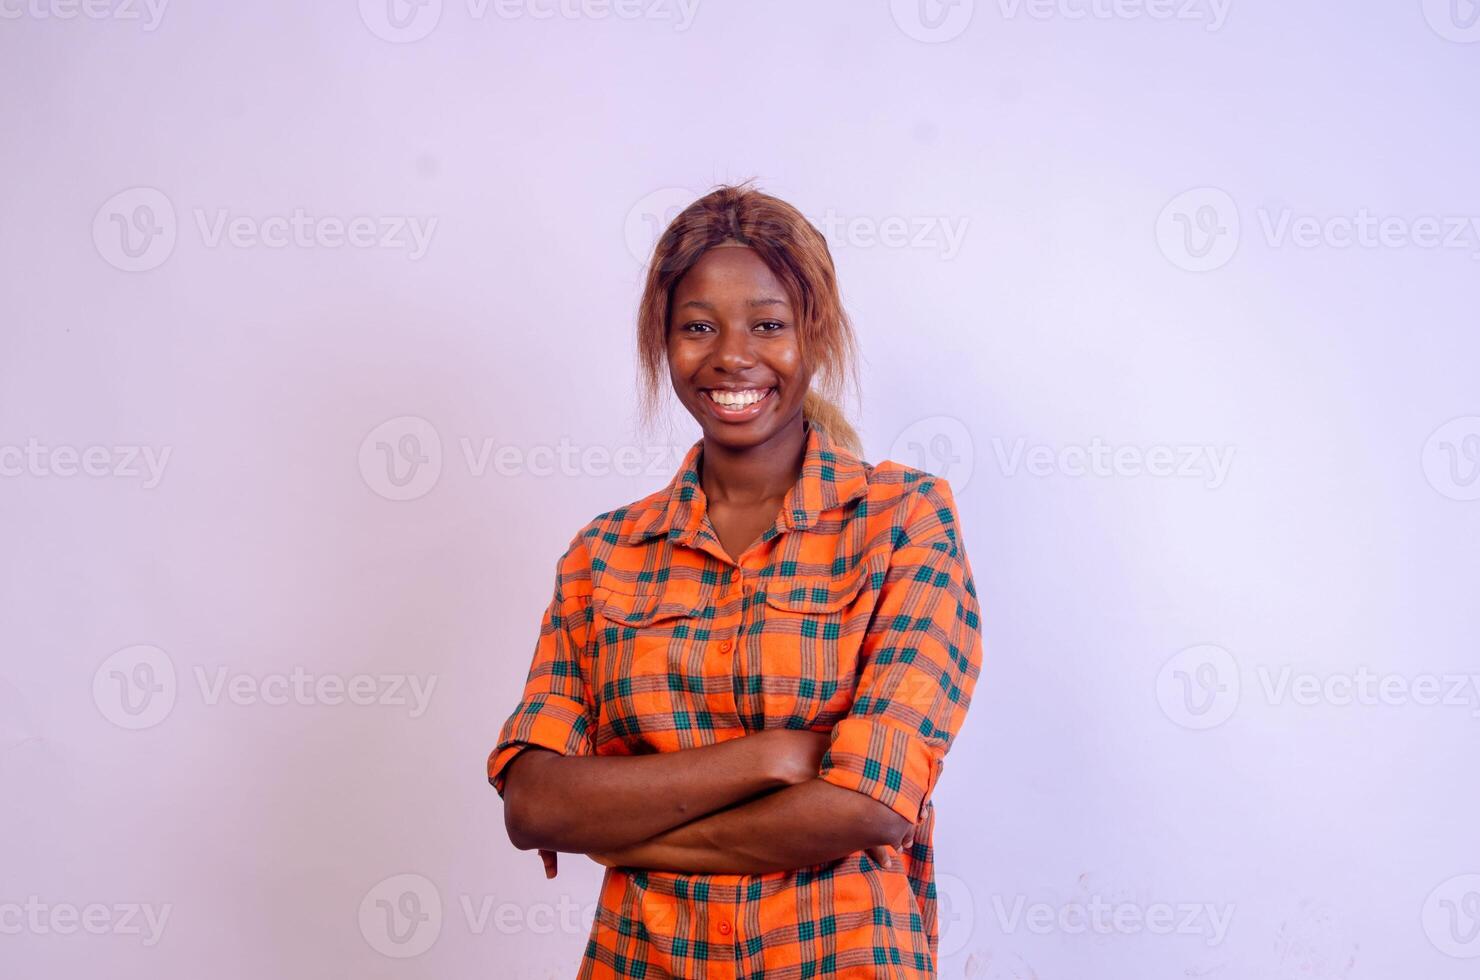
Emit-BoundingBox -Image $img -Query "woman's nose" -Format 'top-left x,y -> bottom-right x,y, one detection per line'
713,325 -> 757,370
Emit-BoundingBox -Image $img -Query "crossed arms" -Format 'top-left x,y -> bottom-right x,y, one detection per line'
494,482 -> 981,878
499,730 -> 916,876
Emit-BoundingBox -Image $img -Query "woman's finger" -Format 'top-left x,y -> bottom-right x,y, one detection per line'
539,849 -> 558,879
866,845 -> 895,870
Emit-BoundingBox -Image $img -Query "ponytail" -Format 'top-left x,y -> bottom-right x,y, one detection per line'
802,390 -> 862,456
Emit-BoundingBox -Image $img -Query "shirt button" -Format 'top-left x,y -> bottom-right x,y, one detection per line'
717,920 -> 732,935
719,640 -> 732,653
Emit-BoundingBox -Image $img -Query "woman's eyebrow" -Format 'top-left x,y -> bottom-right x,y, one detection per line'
677,297 -> 791,311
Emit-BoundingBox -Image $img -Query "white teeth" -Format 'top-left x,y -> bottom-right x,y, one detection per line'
708,388 -> 769,408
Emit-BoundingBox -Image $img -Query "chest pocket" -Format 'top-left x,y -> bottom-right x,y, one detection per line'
749,553 -> 889,729
587,577 -> 708,751
590,581 -> 706,629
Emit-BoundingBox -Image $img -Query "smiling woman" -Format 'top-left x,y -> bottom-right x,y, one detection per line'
488,184 -> 984,979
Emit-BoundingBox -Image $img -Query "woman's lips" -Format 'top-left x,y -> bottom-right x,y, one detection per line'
701,387 -> 776,422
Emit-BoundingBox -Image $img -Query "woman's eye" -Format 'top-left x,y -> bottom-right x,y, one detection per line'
681,322 -> 715,333
755,321 -> 785,333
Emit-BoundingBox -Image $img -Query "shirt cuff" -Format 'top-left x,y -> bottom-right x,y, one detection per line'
817,716 -> 942,825
487,693 -> 593,796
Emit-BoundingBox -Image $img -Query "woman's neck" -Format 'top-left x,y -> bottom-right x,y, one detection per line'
699,417 -> 808,508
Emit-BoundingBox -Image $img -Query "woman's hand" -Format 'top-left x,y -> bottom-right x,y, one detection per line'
535,848 -> 619,874
865,822 -> 916,872
765,729 -> 918,871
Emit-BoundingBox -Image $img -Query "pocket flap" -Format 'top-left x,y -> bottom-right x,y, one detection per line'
590,578 -> 704,627
759,554 -> 886,614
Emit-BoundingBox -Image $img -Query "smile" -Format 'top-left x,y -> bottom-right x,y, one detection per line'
701,387 -> 776,420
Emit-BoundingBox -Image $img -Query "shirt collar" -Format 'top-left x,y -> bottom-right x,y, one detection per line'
626,423 -> 869,547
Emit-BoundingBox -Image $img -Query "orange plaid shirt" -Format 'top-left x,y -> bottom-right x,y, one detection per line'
489,424 -> 983,979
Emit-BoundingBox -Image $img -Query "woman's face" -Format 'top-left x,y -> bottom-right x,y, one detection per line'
667,245 -> 811,452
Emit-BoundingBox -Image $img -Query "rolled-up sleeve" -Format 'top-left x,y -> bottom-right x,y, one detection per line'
818,479 -> 983,824
487,535 -> 596,796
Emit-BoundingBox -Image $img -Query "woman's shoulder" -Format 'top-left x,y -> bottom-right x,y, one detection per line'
549,484 -> 675,578
858,458 -> 965,553
862,458 -> 961,518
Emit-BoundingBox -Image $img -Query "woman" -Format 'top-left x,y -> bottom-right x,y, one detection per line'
488,184 -> 983,979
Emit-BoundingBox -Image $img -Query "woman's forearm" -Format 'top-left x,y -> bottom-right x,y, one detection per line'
500,730 -> 822,853
592,779 -> 912,875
